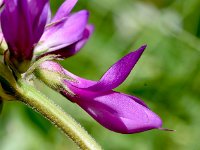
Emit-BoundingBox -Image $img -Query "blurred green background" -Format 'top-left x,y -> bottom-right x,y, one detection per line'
1,0 -> 200,149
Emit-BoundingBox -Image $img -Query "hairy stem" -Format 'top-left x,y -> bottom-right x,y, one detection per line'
15,79 -> 102,150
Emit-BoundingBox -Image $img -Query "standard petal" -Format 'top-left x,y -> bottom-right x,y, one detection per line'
86,45 -> 146,91
63,83 -> 162,133
35,10 -> 89,54
51,0 -> 78,23
43,24 -> 94,58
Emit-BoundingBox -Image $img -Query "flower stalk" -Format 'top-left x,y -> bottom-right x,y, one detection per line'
15,79 -> 102,150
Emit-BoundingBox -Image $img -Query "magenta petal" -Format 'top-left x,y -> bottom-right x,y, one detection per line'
36,10 -> 89,53
51,0 -> 78,23
45,24 -> 94,58
64,84 -> 162,133
86,45 -> 146,91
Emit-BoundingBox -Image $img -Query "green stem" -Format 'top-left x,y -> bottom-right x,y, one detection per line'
15,79 -> 102,150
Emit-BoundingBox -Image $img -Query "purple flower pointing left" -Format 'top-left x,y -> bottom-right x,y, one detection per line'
36,45 -> 163,134
0,0 -> 93,72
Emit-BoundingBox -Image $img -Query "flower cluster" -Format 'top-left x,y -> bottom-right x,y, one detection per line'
0,0 -> 163,134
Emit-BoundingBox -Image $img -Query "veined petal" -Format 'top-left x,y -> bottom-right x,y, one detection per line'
35,10 -> 89,54
86,45 -> 146,91
51,0 -> 78,23
63,83 -> 162,134
43,24 -> 94,58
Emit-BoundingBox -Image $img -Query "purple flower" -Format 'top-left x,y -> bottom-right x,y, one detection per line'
37,45 -> 162,134
0,0 -> 92,72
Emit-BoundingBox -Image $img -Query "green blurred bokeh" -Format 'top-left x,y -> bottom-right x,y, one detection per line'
0,0 -> 200,149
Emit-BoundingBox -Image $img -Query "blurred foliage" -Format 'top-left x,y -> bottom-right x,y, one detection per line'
1,0 -> 200,150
